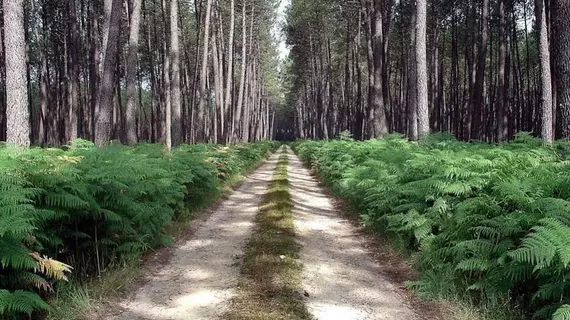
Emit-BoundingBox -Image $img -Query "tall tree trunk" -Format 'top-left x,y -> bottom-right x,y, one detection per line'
212,22 -> 222,143
233,1 -> 248,142
471,0 -> 490,140
198,0 -> 213,142
372,0 -> 388,138
95,0 -> 122,146
125,0 -> 142,145
364,1 -> 375,138
553,0 -> 570,138
225,0 -> 235,143
39,50 -> 48,146
407,7 -> 418,140
497,0 -> 509,141
538,0 -> 553,142
416,0 -> 429,137
68,0 -> 80,142
161,0 -> 172,148
170,0 -> 182,146
89,0 -> 100,141
4,0 -> 30,147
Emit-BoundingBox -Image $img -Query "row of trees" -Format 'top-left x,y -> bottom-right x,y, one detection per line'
1,0 -> 282,148
285,0 -> 570,143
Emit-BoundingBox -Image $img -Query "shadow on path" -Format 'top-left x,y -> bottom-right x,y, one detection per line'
107,148 -> 282,320
287,146 -> 419,320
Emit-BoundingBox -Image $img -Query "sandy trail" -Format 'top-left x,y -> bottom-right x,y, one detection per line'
286,147 -> 418,320
108,148 -> 281,320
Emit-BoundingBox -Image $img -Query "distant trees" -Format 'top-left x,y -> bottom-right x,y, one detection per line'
286,0 -> 570,143
0,0 -> 281,148
4,0 -> 570,145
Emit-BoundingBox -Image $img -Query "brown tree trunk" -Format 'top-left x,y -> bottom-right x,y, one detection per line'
126,0 -> 142,145
68,0 -> 80,142
95,0 -> 122,146
471,0 -> 489,140
553,0 -> 570,138
497,0 -> 509,141
371,0 -> 388,138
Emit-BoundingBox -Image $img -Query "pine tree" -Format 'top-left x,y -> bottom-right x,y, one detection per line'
4,0 -> 30,147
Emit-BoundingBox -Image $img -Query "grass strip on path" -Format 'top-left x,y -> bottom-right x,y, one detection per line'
226,149 -> 312,320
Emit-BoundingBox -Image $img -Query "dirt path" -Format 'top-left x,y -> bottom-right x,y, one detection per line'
286,147 -> 419,320
109,148 -> 281,320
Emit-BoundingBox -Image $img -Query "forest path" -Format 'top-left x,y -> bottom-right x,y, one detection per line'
107,148 -> 282,320
286,147 -> 419,320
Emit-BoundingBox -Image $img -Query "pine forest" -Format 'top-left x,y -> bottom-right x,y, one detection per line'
1,0 -> 570,319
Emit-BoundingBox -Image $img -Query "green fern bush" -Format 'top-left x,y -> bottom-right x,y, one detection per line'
0,140 -> 278,318
293,134 -> 570,319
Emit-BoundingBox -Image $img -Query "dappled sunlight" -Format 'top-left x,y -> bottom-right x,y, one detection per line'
109,150 -> 282,320
286,147 -> 418,320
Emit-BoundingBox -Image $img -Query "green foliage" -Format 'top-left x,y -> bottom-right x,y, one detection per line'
0,140 -> 278,318
293,135 -> 570,319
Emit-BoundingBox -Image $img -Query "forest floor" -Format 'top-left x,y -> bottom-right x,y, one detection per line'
95,146 -> 442,320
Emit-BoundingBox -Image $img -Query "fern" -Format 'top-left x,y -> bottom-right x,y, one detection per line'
0,140 -> 278,317
292,136 -> 570,317
554,305 -> 570,320
0,290 -> 51,316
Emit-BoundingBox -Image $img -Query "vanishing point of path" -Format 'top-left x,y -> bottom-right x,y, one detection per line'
107,146 -> 420,320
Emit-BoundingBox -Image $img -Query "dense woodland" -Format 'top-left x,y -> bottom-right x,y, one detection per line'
285,0 -> 570,143
0,0 -> 282,148
3,0 -> 570,318
1,0 -> 570,146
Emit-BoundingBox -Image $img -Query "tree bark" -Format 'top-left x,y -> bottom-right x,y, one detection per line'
371,0 -> 388,138
198,0 -> 213,142
233,1 -> 248,142
225,0 -> 235,143
538,0 -> 553,142
68,0 -> 80,142
553,0 -> 570,138
497,0 -> 509,141
416,0 -> 429,137
95,0 -> 122,146
4,0 -> 30,147
470,0 -> 490,140
161,0 -> 172,148
126,0 -> 143,145
170,0 -> 182,146
407,6 -> 418,140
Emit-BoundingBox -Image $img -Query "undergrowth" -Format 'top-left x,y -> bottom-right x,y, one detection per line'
227,149 -> 312,320
0,140 -> 279,319
293,133 -> 570,319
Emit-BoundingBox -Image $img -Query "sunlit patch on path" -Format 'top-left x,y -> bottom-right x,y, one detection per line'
108,149 -> 282,320
286,147 -> 418,320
